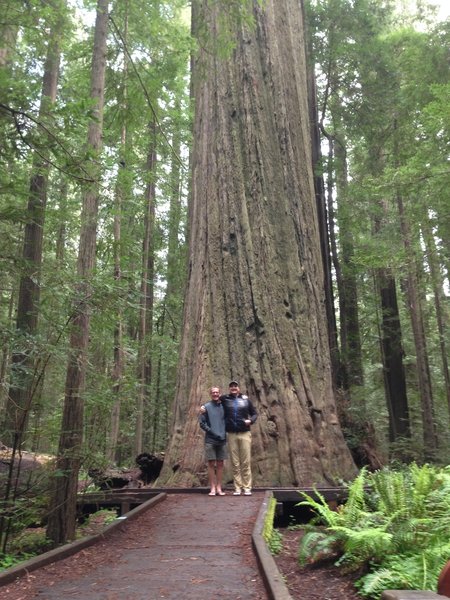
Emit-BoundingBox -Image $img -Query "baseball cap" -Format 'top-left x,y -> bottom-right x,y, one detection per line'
229,380 -> 239,386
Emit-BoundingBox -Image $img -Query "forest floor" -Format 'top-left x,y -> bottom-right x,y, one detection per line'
274,528 -> 362,599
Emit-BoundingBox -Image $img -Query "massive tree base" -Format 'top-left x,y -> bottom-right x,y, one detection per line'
159,0 -> 357,487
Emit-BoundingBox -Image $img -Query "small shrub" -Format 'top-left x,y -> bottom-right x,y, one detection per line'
0,552 -> 36,571
8,528 -> 52,556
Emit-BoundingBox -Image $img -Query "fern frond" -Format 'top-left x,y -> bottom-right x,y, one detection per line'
297,530 -> 340,566
342,467 -> 367,525
330,526 -> 393,567
297,490 -> 341,527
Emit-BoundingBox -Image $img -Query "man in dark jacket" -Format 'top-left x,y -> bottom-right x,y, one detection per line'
198,386 -> 227,496
221,380 -> 257,496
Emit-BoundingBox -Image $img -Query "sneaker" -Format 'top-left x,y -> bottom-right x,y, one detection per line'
243,489 -> 252,495
233,490 -> 241,495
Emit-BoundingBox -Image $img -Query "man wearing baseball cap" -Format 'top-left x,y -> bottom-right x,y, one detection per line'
221,380 -> 257,495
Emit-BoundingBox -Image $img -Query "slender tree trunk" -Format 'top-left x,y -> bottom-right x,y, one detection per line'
375,267 -> 411,442
323,133 -> 349,389
158,0 -> 356,487
435,210 -> 450,283
0,290 -> 14,413
152,121 -> 185,450
0,1 -> 19,68
135,121 -> 156,456
107,3 -> 129,464
334,137 -> 363,389
371,198 -> 411,448
421,217 -> 450,418
397,192 -> 437,458
307,63 -> 341,389
47,0 -> 108,545
55,180 -> 68,263
5,1 -> 65,446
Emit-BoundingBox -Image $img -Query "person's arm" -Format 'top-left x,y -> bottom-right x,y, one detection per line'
199,405 -> 210,432
199,406 -> 223,440
247,399 -> 257,424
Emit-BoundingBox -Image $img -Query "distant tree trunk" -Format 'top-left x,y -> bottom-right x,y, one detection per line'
0,291 -> 14,413
334,137 -> 363,389
135,121 -> 156,456
421,217 -> 450,418
435,208 -> 450,283
107,2 -> 129,464
307,64 -> 341,388
158,0 -> 356,487
0,1 -> 19,68
375,266 -> 411,442
397,192 -> 437,458
371,196 -> 411,448
322,132 -> 348,388
5,1 -> 65,446
47,0 -> 108,545
152,118 -> 185,450
55,180 -> 68,263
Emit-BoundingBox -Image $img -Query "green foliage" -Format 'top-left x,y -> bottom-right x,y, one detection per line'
0,551 -> 36,571
268,528 -> 283,555
297,465 -> 450,598
7,529 -> 52,557
262,495 -> 283,555
298,530 -> 340,566
78,508 -> 118,537
262,495 -> 277,543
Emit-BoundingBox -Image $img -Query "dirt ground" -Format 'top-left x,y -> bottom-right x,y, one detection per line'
274,528 -> 362,600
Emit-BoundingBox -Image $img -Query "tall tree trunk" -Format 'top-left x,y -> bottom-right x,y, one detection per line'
55,180 -> 68,263
372,198 -> 411,448
0,290 -> 14,414
334,137 -> 363,389
421,217 -> 450,418
323,133 -> 349,388
158,0 -> 356,487
307,63 -> 341,389
135,121 -> 156,456
375,267 -> 411,442
47,0 -> 108,545
5,0 -> 65,447
152,118 -> 185,451
0,1 -> 19,68
107,2 -> 129,464
397,192 -> 437,458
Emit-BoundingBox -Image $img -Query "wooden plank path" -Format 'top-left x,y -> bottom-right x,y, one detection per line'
0,487 -> 346,599
1,492 -> 282,600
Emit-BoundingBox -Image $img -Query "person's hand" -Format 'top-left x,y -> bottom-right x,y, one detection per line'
199,405 -> 206,414
244,419 -> 251,426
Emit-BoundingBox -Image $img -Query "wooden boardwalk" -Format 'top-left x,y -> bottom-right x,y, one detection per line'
0,491 -> 293,600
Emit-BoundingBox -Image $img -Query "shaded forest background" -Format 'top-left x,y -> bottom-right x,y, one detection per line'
0,0 -> 449,546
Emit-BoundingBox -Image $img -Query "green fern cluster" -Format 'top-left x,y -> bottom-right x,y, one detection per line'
297,464 -> 450,599
262,495 -> 283,554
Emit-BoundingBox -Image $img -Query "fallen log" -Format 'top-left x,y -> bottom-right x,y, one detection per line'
88,453 -> 164,490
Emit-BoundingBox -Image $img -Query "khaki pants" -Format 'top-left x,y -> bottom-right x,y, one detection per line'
227,431 -> 252,491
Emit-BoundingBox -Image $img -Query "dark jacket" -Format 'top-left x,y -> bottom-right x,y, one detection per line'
199,400 -> 226,445
220,393 -> 257,433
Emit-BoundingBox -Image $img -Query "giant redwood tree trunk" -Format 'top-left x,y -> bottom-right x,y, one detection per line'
158,0 -> 356,488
